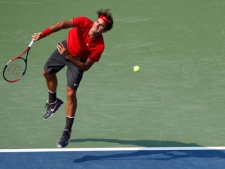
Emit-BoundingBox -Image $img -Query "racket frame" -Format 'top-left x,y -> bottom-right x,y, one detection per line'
3,41 -> 34,83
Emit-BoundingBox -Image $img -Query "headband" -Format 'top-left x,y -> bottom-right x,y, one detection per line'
99,15 -> 108,25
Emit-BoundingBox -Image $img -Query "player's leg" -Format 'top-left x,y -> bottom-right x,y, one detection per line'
57,87 -> 76,148
57,63 -> 84,148
65,86 -> 77,131
42,44 -> 66,120
43,71 -> 58,102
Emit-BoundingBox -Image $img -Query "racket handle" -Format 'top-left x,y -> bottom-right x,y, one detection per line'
28,41 -> 34,48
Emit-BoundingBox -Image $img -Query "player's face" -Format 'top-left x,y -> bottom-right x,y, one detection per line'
91,18 -> 107,33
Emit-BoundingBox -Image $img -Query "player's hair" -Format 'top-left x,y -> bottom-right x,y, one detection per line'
96,9 -> 113,31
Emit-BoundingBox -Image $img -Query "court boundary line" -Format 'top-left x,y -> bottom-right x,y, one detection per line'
1,147 -> 225,152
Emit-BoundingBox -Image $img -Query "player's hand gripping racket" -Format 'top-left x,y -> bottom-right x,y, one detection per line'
3,41 -> 34,83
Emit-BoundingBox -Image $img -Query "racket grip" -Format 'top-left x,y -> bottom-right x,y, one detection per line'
28,41 -> 34,48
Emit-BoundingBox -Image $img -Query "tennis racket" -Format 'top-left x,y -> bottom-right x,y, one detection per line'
3,41 -> 34,83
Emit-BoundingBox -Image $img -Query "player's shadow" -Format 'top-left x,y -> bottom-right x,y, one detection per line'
73,148 -> 225,163
71,138 -> 225,163
71,138 -> 199,147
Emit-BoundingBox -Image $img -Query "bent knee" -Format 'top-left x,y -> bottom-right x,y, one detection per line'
42,70 -> 55,78
42,70 -> 49,76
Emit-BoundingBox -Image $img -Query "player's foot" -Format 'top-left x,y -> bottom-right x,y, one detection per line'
57,129 -> 71,148
43,98 -> 64,120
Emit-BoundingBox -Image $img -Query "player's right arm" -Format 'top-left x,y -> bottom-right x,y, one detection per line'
32,20 -> 73,41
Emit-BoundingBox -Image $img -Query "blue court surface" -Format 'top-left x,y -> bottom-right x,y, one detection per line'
1,147 -> 225,169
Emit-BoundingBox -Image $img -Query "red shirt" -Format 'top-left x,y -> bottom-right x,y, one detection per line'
67,16 -> 105,62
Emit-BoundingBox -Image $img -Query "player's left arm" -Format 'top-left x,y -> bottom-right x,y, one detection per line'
57,42 -> 95,71
66,56 -> 95,72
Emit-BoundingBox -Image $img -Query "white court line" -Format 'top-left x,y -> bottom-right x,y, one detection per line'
1,147 -> 225,153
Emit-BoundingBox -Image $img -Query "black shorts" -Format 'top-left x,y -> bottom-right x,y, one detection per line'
44,40 -> 84,90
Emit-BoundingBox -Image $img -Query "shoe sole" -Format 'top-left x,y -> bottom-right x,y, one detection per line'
43,112 -> 55,120
43,101 -> 64,120
56,141 -> 69,148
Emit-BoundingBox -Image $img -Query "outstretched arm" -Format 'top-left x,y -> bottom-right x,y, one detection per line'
32,19 -> 73,41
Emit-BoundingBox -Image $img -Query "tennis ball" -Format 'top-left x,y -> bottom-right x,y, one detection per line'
133,66 -> 140,72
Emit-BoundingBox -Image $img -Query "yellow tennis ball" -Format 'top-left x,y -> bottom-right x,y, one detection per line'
133,66 -> 140,72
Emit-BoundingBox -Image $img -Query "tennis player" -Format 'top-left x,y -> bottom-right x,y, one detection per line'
32,9 -> 113,148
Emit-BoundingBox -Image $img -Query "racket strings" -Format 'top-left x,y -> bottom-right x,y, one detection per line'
4,58 -> 26,81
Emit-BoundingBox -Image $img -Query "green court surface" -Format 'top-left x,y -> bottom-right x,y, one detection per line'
1,0 -> 225,149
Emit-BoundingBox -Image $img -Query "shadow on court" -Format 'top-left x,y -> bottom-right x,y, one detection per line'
70,138 -> 200,147
73,149 -> 225,163
71,138 -> 225,163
